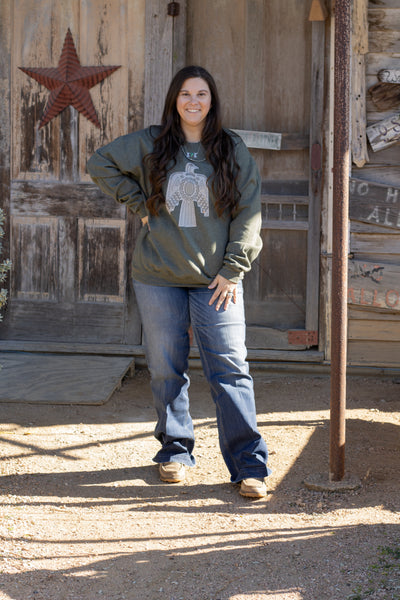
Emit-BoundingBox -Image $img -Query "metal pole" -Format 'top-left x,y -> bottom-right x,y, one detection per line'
330,0 -> 351,481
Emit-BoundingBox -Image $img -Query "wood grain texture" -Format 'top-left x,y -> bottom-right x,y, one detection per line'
0,352 -> 134,404
353,0 -> 369,54
348,258 -> 400,313
349,316 -> 400,341
185,1 -> 315,351
306,21 -> 325,332
350,0 -> 400,379
5,2 -> 144,348
79,0 -> 139,181
347,340 -> 400,366
351,1 -> 369,167
144,0 -> 186,127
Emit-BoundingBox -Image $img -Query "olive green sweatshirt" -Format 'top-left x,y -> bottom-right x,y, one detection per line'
87,126 -> 262,287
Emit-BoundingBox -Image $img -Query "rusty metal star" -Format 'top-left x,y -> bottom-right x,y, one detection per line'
19,28 -> 120,128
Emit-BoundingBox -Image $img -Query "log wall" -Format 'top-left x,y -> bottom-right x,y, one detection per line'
348,0 -> 400,366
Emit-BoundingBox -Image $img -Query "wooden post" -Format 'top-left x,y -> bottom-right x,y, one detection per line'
306,19 -> 327,335
351,0 -> 369,167
309,0 -> 328,21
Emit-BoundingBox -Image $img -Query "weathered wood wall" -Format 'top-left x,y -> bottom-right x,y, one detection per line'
1,0 -> 329,360
349,0 -> 400,367
187,0 -> 311,182
2,0 -> 146,347
12,0 -> 145,183
186,0 -> 324,355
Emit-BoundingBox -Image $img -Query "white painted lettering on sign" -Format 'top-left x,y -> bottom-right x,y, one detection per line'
378,69 -> 400,84
350,179 -> 369,196
366,113 -> 400,152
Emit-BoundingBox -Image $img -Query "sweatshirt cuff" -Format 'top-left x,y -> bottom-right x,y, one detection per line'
135,203 -> 148,219
218,266 -> 244,283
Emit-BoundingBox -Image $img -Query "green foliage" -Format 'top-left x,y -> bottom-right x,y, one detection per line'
0,208 -> 11,321
347,545 -> 400,600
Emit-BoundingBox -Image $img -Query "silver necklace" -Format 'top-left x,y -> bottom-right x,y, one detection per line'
181,144 -> 207,163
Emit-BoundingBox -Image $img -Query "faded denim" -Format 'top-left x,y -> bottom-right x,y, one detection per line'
133,279 -> 271,483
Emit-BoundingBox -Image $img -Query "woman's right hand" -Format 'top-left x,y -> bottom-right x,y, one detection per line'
141,216 -> 150,230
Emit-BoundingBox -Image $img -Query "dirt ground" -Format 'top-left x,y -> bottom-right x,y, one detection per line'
0,366 -> 399,600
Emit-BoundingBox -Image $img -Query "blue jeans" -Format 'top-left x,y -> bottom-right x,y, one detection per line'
133,280 -> 271,483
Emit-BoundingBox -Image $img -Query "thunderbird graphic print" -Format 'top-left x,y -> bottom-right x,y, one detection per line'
166,163 -> 209,227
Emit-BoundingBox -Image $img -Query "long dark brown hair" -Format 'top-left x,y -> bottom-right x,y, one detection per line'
145,66 -> 241,217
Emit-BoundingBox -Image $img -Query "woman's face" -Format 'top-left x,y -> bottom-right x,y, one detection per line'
176,77 -> 212,140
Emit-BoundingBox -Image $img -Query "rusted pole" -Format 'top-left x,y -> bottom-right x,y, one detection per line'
330,0 -> 351,481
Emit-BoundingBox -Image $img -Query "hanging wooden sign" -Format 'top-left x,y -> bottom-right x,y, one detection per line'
348,259 -> 400,312
233,129 -> 282,150
366,112 -> 400,151
349,178 -> 400,230
378,69 -> 400,84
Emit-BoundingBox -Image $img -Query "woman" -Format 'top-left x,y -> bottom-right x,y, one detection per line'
87,66 -> 271,498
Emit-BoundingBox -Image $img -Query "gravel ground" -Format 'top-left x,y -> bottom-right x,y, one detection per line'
0,368 -> 399,600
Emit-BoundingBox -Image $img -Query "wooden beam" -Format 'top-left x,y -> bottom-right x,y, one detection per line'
351,0 -> 369,167
308,0 -> 328,21
352,0 -> 368,55
306,20 -> 326,334
0,340 -> 325,364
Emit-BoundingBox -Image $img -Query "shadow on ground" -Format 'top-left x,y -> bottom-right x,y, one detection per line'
0,369 -> 398,599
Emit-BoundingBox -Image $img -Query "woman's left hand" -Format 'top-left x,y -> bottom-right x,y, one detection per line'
208,275 -> 237,311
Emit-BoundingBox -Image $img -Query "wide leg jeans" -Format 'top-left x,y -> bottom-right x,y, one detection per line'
133,279 -> 270,483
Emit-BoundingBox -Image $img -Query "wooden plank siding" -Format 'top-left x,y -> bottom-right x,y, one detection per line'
185,0 -> 326,356
1,0 -> 146,348
0,0 -> 329,364
348,1 -> 400,366
306,19 -> 326,336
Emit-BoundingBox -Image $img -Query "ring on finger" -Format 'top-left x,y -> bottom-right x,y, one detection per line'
226,291 -> 233,297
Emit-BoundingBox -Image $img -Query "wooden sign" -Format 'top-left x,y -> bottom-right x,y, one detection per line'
348,259 -> 400,312
233,129 -> 282,151
366,113 -> 400,152
350,178 -> 400,230
233,129 -> 309,151
378,69 -> 400,84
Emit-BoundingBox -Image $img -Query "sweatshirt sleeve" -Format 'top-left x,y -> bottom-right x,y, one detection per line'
87,131 -> 153,219
218,137 -> 263,283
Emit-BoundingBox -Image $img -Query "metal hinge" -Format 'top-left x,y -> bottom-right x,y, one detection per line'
167,2 -> 180,16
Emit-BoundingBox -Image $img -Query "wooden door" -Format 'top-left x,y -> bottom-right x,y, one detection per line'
0,0 -> 145,349
187,0 -> 325,355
